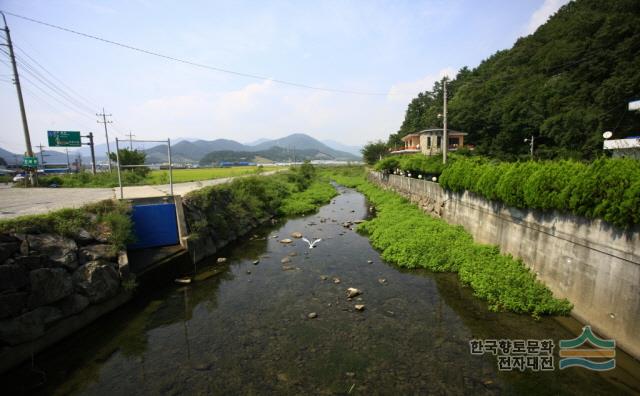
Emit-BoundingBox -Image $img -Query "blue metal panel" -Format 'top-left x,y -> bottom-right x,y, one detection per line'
128,203 -> 179,249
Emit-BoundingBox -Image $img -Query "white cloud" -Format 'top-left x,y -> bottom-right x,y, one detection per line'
126,78 -> 404,146
525,0 -> 570,35
387,67 -> 457,102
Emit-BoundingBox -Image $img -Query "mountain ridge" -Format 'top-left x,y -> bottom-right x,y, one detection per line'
1,133 -> 361,165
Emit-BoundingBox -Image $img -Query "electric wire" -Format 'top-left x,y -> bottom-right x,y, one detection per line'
14,43 -> 100,109
15,55 -> 96,114
2,10 -> 390,96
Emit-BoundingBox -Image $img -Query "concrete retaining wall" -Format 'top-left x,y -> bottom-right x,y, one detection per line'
368,171 -> 640,359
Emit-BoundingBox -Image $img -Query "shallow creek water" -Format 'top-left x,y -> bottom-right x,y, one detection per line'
7,186 -> 640,395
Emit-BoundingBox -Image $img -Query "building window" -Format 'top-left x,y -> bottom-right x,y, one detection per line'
427,137 -> 431,147
437,136 -> 441,148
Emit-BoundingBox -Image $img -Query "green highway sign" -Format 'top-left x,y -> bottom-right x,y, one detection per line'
48,130 -> 82,147
23,156 -> 38,168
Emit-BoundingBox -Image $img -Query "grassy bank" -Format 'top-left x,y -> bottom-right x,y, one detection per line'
33,166 -> 286,188
0,200 -> 133,250
327,166 -> 572,317
184,163 -> 336,242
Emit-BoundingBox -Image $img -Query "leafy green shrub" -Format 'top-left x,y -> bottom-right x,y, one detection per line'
440,157 -> 487,193
439,156 -> 640,228
523,160 -> 585,210
561,157 -> 640,227
400,154 -> 446,176
374,156 -> 400,172
475,162 -> 509,201
495,161 -> 542,208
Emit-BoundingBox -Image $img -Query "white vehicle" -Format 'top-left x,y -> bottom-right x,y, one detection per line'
12,174 -> 25,182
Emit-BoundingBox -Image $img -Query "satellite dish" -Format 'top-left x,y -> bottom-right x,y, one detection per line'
603,131 -> 613,139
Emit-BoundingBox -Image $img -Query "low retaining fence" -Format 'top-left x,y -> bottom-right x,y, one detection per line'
369,171 -> 640,359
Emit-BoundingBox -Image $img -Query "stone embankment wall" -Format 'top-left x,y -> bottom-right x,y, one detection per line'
0,230 -> 131,372
368,171 -> 640,359
181,196 -> 275,263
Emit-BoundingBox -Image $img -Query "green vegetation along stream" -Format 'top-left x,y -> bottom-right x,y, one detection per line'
5,185 -> 639,395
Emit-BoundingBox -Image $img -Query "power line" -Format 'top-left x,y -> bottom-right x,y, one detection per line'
2,10 -> 390,96
14,43 -> 99,108
15,55 -> 96,114
20,83 -> 96,131
19,72 -> 95,123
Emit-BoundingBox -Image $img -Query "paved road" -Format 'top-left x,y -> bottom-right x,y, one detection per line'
0,171 -> 280,220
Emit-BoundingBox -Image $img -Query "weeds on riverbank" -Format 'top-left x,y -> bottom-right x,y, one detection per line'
0,200 -> 134,249
327,168 -> 572,317
185,163 -> 336,240
279,180 -> 337,216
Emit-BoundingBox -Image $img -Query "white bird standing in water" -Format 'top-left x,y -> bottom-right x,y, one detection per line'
302,237 -> 322,249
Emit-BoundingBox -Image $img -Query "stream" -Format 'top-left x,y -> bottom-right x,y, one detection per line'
6,185 -> 640,395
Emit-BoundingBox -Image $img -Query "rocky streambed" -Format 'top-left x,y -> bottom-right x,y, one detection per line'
3,185 -> 639,394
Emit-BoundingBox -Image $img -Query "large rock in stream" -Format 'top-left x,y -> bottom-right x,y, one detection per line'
73,261 -> 120,304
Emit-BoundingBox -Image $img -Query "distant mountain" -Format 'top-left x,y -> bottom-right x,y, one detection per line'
200,146 -> 337,165
322,140 -> 362,157
0,146 -> 75,166
0,147 -> 19,165
145,139 -> 246,163
245,138 -> 271,146
248,133 -> 358,160
144,133 -> 359,163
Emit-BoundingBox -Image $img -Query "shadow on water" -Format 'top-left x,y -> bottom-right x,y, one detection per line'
3,185 -> 639,395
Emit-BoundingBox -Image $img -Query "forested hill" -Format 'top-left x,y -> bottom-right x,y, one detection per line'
390,0 -> 640,160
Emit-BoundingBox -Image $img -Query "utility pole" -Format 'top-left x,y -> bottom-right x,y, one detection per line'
97,108 -> 113,172
126,131 -> 135,150
36,143 -> 47,167
1,12 -> 35,184
442,77 -> 448,165
524,135 -> 535,159
65,148 -> 70,171
84,132 -> 97,174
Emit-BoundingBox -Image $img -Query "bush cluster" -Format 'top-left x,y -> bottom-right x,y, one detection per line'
185,164 -> 335,241
440,157 -> 640,228
374,154 -> 446,177
327,170 -> 572,317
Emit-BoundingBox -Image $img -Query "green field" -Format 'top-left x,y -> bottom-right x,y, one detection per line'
147,166 -> 287,184
33,166 -> 288,188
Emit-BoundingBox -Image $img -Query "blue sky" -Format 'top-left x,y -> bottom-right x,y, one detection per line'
0,0 -> 568,153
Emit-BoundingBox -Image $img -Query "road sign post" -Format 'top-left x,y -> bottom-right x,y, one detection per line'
22,156 -> 38,168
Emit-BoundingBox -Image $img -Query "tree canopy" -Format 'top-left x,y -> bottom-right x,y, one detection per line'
361,140 -> 389,165
109,148 -> 147,166
391,0 -> 640,160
